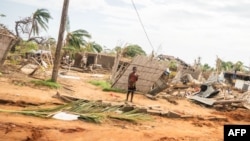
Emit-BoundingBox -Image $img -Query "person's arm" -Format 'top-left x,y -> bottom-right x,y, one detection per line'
128,73 -> 132,82
135,73 -> 139,81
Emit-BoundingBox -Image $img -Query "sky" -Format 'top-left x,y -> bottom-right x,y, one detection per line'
1,0 -> 250,68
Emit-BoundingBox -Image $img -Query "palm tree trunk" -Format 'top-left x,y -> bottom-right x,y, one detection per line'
28,18 -> 35,39
51,0 -> 70,82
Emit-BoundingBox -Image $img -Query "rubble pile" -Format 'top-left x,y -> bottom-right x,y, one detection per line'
146,69 -> 250,112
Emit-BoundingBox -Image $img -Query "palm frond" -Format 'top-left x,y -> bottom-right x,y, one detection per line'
0,100 -> 151,123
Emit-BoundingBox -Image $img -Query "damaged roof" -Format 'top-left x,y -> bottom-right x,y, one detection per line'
112,55 -> 167,93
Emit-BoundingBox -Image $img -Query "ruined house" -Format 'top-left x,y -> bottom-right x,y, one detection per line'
157,54 -> 194,70
73,52 -> 130,69
224,71 -> 250,91
157,54 -> 203,84
112,55 -> 169,95
0,24 -> 17,66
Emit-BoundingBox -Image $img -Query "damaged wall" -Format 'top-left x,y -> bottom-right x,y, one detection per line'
112,55 -> 167,93
0,26 -> 17,66
74,52 -> 129,69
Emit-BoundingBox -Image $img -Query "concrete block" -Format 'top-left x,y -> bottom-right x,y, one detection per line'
145,94 -> 157,100
147,109 -> 162,115
136,107 -> 147,113
160,111 -> 169,116
121,106 -> 134,112
167,111 -> 182,118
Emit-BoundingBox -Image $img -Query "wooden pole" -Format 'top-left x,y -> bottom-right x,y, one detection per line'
51,0 -> 70,82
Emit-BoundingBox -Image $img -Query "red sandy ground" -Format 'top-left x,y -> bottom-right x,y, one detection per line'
0,69 -> 250,141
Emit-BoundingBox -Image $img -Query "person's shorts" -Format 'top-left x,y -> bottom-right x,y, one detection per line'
128,86 -> 136,92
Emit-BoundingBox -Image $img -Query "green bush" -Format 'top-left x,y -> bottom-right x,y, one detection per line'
16,41 -> 38,54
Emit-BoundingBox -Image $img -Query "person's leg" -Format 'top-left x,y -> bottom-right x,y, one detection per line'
126,90 -> 130,101
130,91 -> 134,102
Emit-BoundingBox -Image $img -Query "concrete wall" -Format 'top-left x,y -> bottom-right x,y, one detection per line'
0,33 -> 17,65
74,52 -> 116,69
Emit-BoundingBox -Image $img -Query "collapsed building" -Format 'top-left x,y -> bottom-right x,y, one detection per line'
112,55 -> 170,95
0,24 -> 18,66
73,52 -> 130,70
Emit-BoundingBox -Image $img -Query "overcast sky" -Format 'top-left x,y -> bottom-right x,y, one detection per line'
1,0 -> 250,67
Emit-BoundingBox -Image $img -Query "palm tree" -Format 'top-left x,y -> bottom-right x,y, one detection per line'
234,61 -> 244,71
84,42 -> 102,53
202,63 -> 211,72
221,61 -> 234,71
113,46 -> 122,53
65,29 -> 91,48
28,8 -> 52,38
122,44 -> 146,57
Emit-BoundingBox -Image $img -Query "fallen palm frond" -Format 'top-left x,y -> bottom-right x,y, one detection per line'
0,109 -> 49,118
108,109 -> 152,123
78,113 -> 105,123
0,100 -> 151,123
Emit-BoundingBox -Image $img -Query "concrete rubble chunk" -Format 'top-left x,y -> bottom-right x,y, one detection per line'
167,111 -> 182,118
145,94 -> 157,100
162,95 -> 178,105
149,106 -> 163,111
160,111 -> 169,117
20,64 -> 38,75
137,107 -> 148,113
146,109 -> 162,115
121,106 -> 134,112
213,104 -> 224,108
204,116 -> 228,122
238,91 -> 250,110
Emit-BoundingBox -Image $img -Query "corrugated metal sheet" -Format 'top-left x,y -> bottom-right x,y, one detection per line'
112,56 -> 166,93
188,95 -> 216,106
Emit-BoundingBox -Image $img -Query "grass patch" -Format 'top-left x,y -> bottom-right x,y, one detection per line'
89,80 -> 126,93
31,79 -> 61,89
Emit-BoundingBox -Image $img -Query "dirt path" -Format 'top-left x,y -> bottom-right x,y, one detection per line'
0,70 -> 250,141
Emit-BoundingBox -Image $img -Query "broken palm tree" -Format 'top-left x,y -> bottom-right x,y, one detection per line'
0,99 -> 151,123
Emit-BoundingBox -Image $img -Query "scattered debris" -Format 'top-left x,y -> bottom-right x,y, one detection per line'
52,112 -> 80,121
238,91 -> 250,109
187,95 -> 216,106
112,55 -> 169,94
20,64 -> 38,75
58,72 -> 80,80
145,94 -> 157,100
196,84 -> 220,98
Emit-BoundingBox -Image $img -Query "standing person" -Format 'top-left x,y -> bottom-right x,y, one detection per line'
81,55 -> 87,69
126,67 -> 139,102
